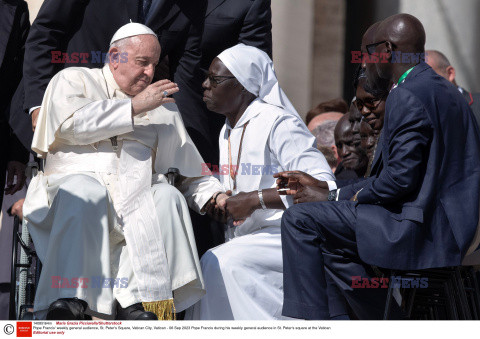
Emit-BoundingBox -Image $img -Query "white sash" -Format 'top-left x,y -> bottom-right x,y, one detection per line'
116,140 -> 173,302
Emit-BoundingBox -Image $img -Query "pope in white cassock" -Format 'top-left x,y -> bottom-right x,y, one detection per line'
22,23 -> 229,320
185,44 -> 336,320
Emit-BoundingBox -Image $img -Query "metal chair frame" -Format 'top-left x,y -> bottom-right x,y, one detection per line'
383,266 -> 480,320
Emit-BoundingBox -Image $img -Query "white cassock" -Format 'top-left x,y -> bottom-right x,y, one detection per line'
185,98 -> 335,320
23,64 -> 223,318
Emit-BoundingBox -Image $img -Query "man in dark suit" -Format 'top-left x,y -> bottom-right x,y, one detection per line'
0,0 -> 29,208
276,14 -> 480,320
426,49 -> 480,129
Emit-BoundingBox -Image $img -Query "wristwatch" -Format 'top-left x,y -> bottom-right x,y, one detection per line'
327,189 -> 338,201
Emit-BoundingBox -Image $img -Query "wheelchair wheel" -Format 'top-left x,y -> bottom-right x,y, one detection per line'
9,216 -> 41,320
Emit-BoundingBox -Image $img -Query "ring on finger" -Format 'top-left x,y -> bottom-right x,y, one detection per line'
162,90 -> 169,98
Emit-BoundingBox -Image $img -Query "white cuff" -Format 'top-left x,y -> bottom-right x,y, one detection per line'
29,106 -> 41,115
326,180 -> 337,191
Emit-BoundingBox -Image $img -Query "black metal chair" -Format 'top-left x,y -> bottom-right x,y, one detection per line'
383,213 -> 480,320
9,215 -> 42,320
383,266 -> 480,320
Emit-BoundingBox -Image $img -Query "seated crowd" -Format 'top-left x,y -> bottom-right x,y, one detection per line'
16,12 -> 480,321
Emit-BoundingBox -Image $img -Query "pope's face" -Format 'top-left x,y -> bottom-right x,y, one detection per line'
110,35 -> 161,96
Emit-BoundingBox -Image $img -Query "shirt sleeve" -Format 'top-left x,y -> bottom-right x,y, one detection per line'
269,113 -> 336,207
326,180 -> 337,191
176,176 -> 224,214
56,99 -> 134,145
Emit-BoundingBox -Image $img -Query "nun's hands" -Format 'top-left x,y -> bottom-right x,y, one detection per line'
204,191 -> 230,223
224,191 -> 260,226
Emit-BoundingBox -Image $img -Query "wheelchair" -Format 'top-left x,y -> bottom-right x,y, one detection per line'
9,161 -> 41,320
9,165 -> 180,320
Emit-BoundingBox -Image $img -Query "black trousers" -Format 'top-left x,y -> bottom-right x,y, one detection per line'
281,200 -> 401,320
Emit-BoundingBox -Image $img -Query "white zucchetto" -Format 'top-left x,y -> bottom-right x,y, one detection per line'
109,22 -> 157,46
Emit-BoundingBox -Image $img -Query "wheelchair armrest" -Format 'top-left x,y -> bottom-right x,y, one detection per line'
166,167 -> 180,186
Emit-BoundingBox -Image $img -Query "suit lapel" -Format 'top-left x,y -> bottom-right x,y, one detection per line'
0,1 -> 16,68
370,131 -> 384,175
206,0 -> 227,17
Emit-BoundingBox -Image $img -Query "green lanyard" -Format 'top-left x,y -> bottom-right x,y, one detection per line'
397,66 -> 415,85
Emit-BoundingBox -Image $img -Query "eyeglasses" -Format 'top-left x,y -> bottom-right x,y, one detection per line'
366,40 -> 387,55
354,97 -> 384,112
205,73 -> 236,87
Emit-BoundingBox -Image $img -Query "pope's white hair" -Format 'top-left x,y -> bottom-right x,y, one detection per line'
109,35 -> 141,52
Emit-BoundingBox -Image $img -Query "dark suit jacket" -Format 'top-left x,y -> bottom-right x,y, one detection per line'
459,87 -> 480,131
0,0 -> 30,206
341,62 -> 480,270
334,162 -> 360,181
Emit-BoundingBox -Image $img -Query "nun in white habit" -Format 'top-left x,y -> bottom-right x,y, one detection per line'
185,44 -> 336,320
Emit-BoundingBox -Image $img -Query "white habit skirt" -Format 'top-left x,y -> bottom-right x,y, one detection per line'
185,226 -> 290,320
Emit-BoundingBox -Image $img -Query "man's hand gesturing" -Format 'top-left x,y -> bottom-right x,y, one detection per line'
131,79 -> 179,116
274,170 -> 330,203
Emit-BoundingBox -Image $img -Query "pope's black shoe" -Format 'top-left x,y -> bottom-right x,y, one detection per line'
116,302 -> 158,320
46,298 -> 89,320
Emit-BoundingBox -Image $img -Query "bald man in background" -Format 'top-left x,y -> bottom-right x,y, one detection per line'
426,49 -> 480,129
309,113 -> 342,172
305,98 -> 348,126
307,111 -> 343,132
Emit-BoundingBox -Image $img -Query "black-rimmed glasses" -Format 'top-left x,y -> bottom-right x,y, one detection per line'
205,73 -> 236,87
366,40 -> 387,55
355,97 -> 384,112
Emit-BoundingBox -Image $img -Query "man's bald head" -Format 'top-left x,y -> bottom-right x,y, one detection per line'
334,114 -> 351,142
367,14 -> 426,84
425,50 -> 456,85
307,111 -> 344,132
376,13 -> 426,54
361,22 -> 381,53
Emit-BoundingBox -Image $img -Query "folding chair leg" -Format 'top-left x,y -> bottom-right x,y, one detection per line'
383,272 -> 395,320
